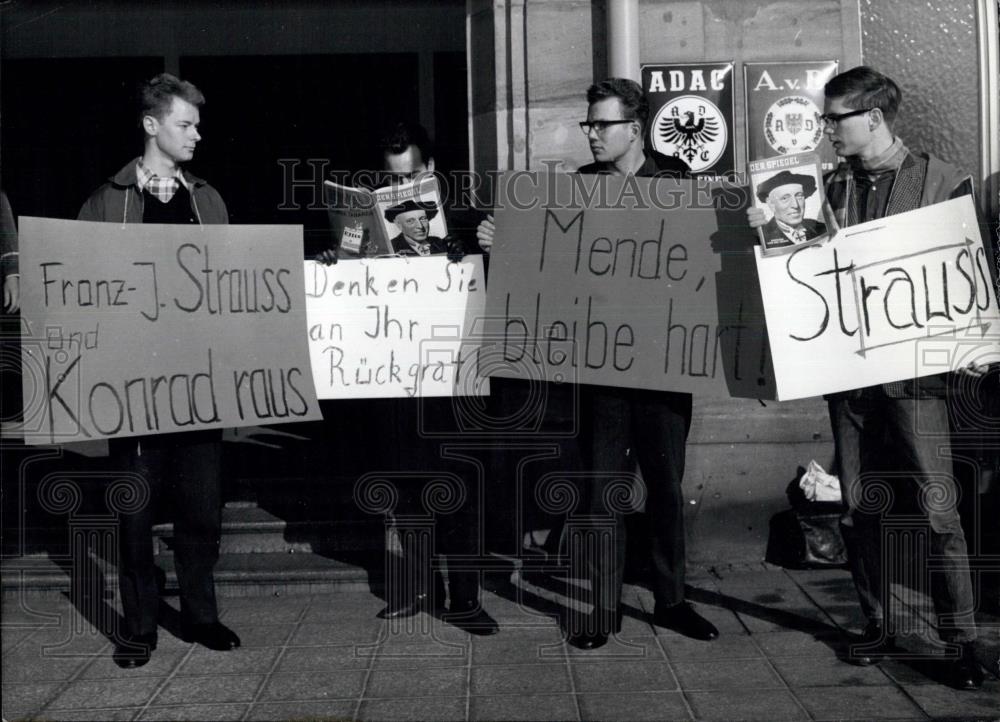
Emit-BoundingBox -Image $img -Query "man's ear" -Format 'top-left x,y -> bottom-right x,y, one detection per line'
868,107 -> 883,132
142,114 -> 159,136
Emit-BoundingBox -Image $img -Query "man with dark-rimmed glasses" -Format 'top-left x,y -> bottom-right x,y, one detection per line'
750,65 -> 986,691
478,79 -> 717,650
567,78 -> 719,651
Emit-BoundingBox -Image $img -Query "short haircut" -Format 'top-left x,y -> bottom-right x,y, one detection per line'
586,78 -> 649,129
380,122 -> 434,163
139,73 -> 205,125
824,66 -> 901,126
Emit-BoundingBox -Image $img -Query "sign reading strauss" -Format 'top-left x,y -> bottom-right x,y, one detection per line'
755,195 -> 1000,400
304,256 -> 489,399
19,218 -> 322,444
483,172 -> 775,398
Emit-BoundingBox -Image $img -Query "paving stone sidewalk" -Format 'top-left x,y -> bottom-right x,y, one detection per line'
3,565 -> 998,721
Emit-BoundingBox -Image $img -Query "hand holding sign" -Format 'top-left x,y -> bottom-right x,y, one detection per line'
755,195 -> 1000,400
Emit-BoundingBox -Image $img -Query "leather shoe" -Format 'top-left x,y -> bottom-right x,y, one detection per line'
181,621 -> 241,651
567,628 -> 609,650
848,621 -> 895,666
653,602 -> 718,641
444,599 -> 499,636
113,632 -> 157,669
378,592 -> 436,620
947,643 -> 984,690
566,608 -> 622,650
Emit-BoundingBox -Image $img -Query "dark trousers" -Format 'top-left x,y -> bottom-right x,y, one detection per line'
393,480 -> 480,606
580,386 -> 692,613
829,390 -> 976,642
386,397 -> 481,607
486,377 -> 582,556
109,430 -> 222,636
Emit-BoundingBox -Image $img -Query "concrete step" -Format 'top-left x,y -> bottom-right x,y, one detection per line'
4,503 -> 387,556
152,504 -> 385,555
3,500 -> 390,598
1,548 -> 383,599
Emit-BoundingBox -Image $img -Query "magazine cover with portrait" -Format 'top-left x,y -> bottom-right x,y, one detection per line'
324,174 -> 447,259
748,151 -> 830,256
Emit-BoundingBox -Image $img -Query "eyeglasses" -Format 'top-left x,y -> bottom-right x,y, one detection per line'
579,119 -> 634,135
818,108 -> 873,126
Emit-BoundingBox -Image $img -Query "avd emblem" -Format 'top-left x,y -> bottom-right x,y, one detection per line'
763,95 -> 823,154
651,95 -> 727,172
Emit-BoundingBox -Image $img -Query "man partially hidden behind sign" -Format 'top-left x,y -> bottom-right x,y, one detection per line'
482,79 -> 718,649
317,122 -> 467,263
385,199 -> 448,256
78,73 -> 240,668
572,79 -> 718,649
320,122 -> 498,635
749,66 -> 985,690
756,170 -> 826,249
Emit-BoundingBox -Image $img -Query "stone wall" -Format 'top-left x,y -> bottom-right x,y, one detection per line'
470,0 -> 862,173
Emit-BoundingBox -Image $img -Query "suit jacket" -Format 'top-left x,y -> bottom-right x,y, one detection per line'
824,149 -> 967,399
390,234 -> 449,256
577,150 -> 690,179
0,191 -> 16,278
760,217 -> 826,249
78,159 -> 228,225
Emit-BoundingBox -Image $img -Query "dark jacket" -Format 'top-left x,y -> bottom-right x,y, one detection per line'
1,190 -> 17,277
578,150 -> 691,178
390,233 -> 449,256
825,150 -> 965,399
760,217 -> 826,248
78,159 -> 228,224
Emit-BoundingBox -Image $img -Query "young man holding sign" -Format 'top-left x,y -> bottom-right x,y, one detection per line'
572,79 -> 719,650
749,66 -> 985,690
78,73 -> 239,668
482,79 -> 718,650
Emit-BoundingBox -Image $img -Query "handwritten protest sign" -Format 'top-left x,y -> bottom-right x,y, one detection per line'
483,171 -> 774,398
755,195 -> 1000,400
305,256 -> 489,398
18,218 -> 322,444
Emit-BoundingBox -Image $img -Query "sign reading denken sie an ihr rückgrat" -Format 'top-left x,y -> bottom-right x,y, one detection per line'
755,195 -> 1000,400
305,256 -> 488,399
19,217 -> 323,444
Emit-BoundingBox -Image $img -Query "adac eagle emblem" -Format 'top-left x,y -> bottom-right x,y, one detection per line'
650,95 -> 727,173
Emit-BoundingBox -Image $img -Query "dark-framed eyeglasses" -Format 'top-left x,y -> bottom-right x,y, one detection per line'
579,119 -> 635,135
819,108 -> 873,126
